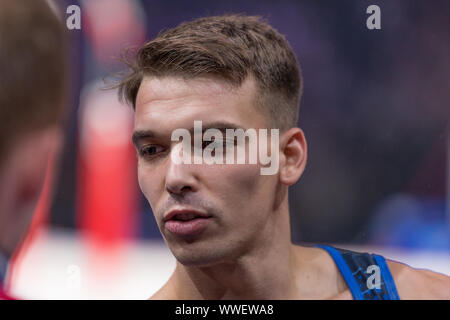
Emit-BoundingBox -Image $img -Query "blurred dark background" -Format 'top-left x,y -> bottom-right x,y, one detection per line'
49,0 -> 450,250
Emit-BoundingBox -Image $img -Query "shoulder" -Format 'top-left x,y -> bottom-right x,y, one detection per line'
149,287 -> 170,300
292,245 -> 351,299
148,273 -> 180,300
148,279 -> 177,300
386,259 -> 450,299
149,284 -> 174,300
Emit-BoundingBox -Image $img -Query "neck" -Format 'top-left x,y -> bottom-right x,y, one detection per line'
170,199 -> 310,299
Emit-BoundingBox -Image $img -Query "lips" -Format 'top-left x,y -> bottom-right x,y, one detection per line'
163,209 -> 212,237
164,209 -> 212,222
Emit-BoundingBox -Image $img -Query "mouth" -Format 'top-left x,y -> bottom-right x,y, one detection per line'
163,209 -> 213,237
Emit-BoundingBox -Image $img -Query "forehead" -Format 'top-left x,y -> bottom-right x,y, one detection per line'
134,76 -> 267,132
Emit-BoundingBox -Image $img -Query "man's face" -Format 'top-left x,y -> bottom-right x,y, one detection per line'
134,76 -> 281,266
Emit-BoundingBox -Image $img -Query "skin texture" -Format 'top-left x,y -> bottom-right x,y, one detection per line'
0,127 -> 62,257
134,75 -> 450,300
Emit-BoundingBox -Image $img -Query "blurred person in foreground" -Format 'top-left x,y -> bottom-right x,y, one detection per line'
119,15 -> 450,299
0,0 -> 67,299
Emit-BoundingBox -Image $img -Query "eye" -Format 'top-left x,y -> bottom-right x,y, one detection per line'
202,140 -> 214,149
139,145 -> 165,158
199,139 -> 238,159
201,138 -> 230,150
225,138 -> 238,148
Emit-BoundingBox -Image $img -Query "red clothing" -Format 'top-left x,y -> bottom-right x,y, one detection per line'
0,284 -> 17,300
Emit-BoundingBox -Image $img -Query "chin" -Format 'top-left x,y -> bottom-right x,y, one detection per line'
170,243 -> 231,267
173,250 -> 222,267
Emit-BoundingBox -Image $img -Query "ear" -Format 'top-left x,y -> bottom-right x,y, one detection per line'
0,125 -> 62,255
279,128 -> 307,186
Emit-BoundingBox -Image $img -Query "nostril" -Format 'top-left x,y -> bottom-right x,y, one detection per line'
180,186 -> 191,192
166,184 -> 192,195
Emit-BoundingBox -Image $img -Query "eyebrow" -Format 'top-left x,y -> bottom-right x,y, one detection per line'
132,121 -> 244,147
132,130 -> 155,147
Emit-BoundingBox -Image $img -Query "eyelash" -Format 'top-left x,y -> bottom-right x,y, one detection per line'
139,145 -> 165,159
202,139 -> 237,148
138,139 -> 238,160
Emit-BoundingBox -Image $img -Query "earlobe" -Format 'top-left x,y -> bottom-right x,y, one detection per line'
279,128 -> 307,186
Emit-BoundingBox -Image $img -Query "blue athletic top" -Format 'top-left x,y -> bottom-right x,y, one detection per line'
316,244 -> 400,300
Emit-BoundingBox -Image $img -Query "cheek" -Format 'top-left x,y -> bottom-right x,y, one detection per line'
137,163 -> 147,195
137,163 -> 163,209
203,163 -> 271,208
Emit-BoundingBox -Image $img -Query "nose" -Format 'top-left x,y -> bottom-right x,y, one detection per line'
165,149 -> 198,195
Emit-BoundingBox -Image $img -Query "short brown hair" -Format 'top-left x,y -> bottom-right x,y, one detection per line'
118,14 -> 302,130
0,0 -> 67,163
